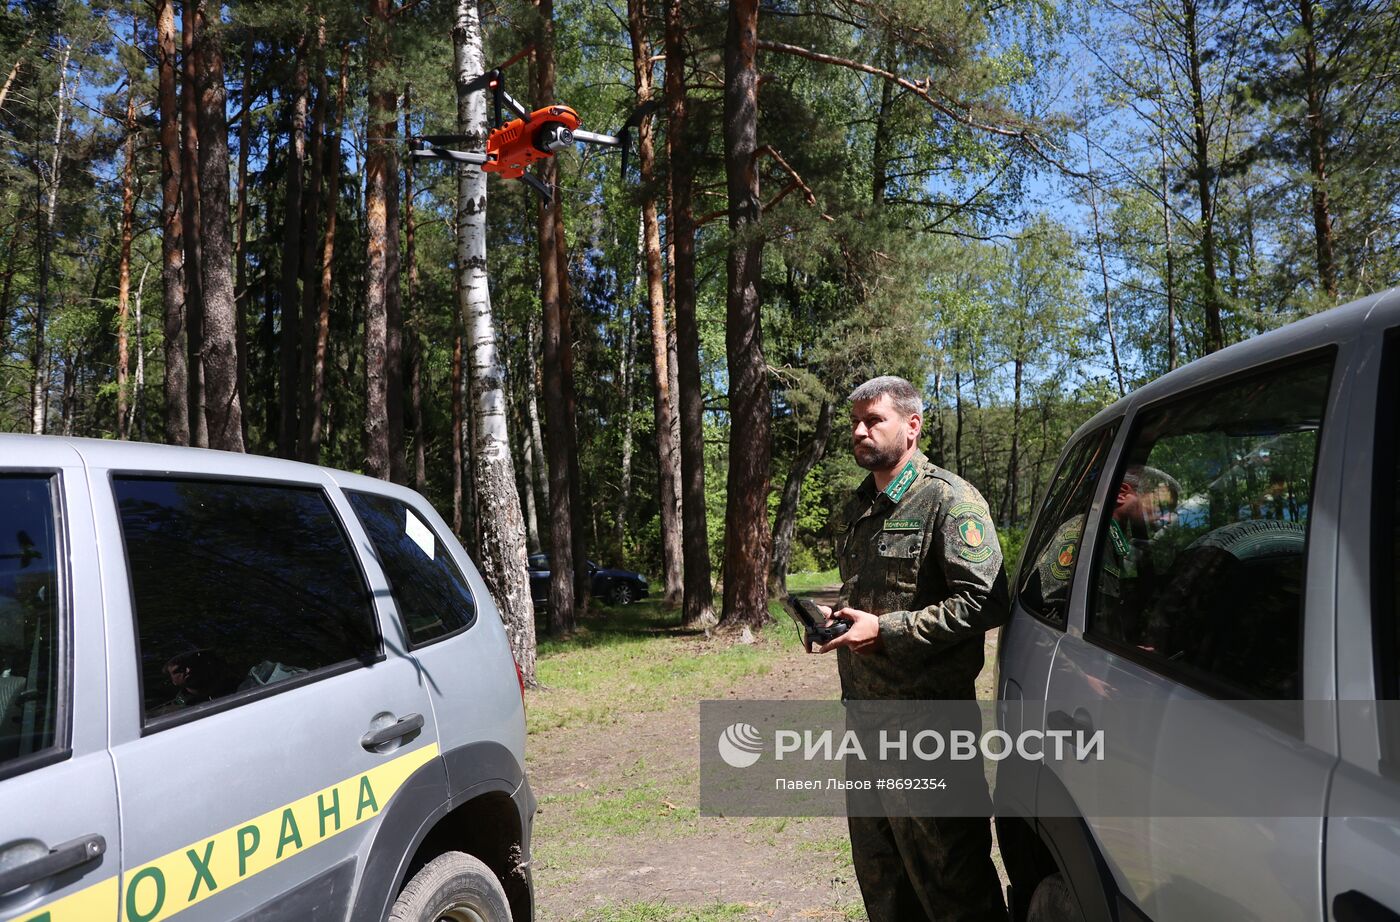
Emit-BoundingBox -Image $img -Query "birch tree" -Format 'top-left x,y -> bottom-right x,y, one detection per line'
455,0 -> 537,684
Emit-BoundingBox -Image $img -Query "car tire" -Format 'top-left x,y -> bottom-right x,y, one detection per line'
1026,872 -> 1083,922
389,851 -> 511,922
611,583 -> 634,605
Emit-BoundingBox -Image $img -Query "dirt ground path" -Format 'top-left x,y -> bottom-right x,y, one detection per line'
526,590 -> 1003,921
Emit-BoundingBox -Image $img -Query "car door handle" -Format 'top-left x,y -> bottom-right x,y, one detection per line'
0,833 -> 106,895
1047,708 -> 1094,734
1335,890 -> 1400,922
360,712 -> 424,751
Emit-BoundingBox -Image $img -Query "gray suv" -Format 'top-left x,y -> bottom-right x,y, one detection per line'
0,436 -> 534,922
995,287 -> 1400,922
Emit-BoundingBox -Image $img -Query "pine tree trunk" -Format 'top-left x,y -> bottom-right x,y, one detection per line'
625,0 -> 683,606
616,224 -> 637,555
297,27 -> 327,460
456,0 -> 537,680
1183,0 -> 1223,353
769,399 -> 833,595
195,0 -> 245,451
307,46 -> 347,460
278,40 -> 308,458
535,0 -> 577,635
157,0 -> 185,442
404,84 -> 426,490
116,53 -> 137,440
1299,0 -> 1337,300
1003,355 -> 1023,525
1084,124 -> 1126,396
665,0 -> 715,627
364,0 -> 399,480
182,2 -> 208,446
1160,119 -> 1177,370
235,58 -> 251,446
720,0 -> 771,628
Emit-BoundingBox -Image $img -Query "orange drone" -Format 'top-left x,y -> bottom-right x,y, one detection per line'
411,69 -> 654,202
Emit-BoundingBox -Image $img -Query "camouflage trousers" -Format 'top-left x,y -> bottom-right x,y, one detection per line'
847,812 -> 1007,922
842,699 -> 1007,922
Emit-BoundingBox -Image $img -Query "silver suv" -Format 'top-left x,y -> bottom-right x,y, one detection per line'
995,287 -> 1400,922
0,436 -> 534,922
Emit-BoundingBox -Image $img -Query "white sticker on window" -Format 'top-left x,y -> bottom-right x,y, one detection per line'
405,508 -> 435,559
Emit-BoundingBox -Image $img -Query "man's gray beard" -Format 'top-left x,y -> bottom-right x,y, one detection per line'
854,443 -> 903,471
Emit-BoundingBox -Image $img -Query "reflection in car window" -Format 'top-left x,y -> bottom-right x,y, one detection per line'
0,477 -> 60,765
1017,424 -> 1120,626
114,478 -> 378,723
347,492 -> 476,645
1087,354 -> 1333,699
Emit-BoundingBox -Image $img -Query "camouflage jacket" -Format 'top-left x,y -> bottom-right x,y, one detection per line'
834,451 -> 1010,700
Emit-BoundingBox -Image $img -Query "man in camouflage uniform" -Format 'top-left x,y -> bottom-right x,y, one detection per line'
815,375 -> 1009,922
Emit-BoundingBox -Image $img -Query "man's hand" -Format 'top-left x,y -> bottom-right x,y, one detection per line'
804,604 -> 835,653
816,607 -> 881,655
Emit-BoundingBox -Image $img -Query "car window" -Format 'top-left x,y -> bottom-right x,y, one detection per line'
347,492 -> 476,646
0,477 -> 62,767
1017,423 -> 1120,627
1086,353 -> 1333,699
114,477 -> 378,725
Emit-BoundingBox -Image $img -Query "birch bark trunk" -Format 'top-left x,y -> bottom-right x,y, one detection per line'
456,0 -> 537,682
31,41 -> 71,435
117,51 -> 136,439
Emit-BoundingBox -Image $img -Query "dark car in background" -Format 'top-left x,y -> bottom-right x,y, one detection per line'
527,554 -> 649,606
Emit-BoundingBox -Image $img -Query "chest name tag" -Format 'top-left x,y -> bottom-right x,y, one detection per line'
883,518 -> 923,532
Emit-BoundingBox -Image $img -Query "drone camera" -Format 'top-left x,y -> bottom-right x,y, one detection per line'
537,124 -> 574,153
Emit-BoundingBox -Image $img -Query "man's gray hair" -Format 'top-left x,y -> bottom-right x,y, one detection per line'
848,376 -> 923,417
1123,464 -> 1181,503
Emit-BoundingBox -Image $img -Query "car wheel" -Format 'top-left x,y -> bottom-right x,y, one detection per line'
389,851 -> 511,922
1026,872 -> 1082,922
611,583 -> 634,605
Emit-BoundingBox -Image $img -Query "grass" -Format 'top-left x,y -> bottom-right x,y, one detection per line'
580,904 -> 757,922
526,600 -> 793,734
784,568 -> 841,593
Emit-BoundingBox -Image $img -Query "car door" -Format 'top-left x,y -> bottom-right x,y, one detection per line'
87,451 -> 442,922
0,441 -> 121,922
996,419 -> 1121,813
1324,317 -> 1400,922
1043,347 -> 1347,921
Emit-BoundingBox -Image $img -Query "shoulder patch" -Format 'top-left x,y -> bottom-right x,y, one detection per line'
948,501 -> 989,519
959,545 -> 995,563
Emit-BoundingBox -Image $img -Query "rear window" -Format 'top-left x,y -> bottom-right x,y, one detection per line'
347,492 -> 477,646
114,477 -> 378,725
1085,353 -> 1333,699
